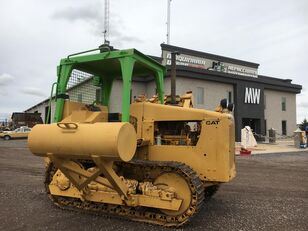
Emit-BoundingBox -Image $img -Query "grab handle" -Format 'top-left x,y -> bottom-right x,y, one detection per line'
57,122 -> 78,130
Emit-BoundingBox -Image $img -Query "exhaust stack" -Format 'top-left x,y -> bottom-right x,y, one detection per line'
170,51 -> 179,105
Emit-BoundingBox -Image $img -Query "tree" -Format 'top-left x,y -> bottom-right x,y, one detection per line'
299,118 -> 308,131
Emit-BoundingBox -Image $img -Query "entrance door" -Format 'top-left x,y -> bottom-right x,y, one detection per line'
242,118 -> 261,139
282,120 -> 287,136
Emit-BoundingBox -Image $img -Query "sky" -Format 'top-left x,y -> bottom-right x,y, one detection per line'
0,0 -> 307,123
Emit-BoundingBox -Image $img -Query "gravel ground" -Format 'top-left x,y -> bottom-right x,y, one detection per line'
0,139 -> 307,231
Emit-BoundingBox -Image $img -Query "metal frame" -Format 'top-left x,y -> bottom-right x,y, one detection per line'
54,49 -> 166,122
47,154 -> 182,211
46,82 -> 57,124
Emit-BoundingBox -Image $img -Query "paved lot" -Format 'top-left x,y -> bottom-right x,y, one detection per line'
235,139 -> 308,155
0,140 -> 307,231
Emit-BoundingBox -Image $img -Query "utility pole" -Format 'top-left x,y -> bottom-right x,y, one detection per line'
104,0 -> 110,44
166,0 -> 171,44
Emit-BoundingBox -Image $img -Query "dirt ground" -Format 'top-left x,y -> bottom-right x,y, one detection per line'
0,140 -> 307,231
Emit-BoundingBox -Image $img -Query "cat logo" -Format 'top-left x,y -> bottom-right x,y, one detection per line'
205,120 -> 220,125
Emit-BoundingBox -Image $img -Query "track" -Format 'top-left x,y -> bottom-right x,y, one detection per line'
45,160 -> 205,227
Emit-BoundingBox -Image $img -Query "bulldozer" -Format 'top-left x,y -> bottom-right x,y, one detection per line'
28,45 -> 236,227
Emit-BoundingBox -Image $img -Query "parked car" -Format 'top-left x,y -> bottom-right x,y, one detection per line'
0,127 -> 11,133
0,126 -> 31,140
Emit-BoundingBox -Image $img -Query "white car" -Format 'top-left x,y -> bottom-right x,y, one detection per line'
0,126 -> 31,140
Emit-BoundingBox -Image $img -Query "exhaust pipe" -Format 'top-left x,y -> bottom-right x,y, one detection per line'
170,51 -> 179,105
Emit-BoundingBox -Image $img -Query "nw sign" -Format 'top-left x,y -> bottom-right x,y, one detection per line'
244,87 -> 261,104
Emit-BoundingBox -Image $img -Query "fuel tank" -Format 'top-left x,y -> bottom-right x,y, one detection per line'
28,122 -> 137,162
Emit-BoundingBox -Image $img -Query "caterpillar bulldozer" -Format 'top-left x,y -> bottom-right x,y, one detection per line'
28,45 -> 236,227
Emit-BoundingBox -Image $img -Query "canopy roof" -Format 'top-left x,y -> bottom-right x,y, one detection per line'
60,48 -> 165,78
54,47 -> 166,122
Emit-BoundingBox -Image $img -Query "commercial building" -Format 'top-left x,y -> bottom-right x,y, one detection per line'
25,44 -> 302,141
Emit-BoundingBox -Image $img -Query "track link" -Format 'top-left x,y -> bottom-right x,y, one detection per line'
204,184 -> 220,200
45,160 -> 205,227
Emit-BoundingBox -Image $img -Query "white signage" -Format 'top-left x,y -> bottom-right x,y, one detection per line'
227,65 -> 258,78
245,87 -> 261,104
165,53 -> 207,69
162,49 -> 259,77
212,62 -> 258,78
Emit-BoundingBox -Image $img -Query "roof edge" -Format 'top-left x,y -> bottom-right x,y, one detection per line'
161,43 -> 260,68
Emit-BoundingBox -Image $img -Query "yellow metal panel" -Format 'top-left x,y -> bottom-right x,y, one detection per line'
142,102 -> 222,121
62,101 -> 108,120
142,121 -> 155,145
135,102 -> 236,183
130,103 -> 144,139
49,186 -> 182,211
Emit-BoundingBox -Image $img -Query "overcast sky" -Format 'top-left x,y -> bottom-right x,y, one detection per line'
0,0 -> 307,122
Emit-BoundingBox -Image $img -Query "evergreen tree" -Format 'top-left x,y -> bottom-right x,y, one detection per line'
299,118 -> 308,131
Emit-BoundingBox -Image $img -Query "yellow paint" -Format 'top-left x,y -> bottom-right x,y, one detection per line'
28,122 -> 137,162
28,98 -> 236,214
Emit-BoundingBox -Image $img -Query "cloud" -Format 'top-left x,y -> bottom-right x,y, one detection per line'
51,2 -> 143,44
0,112 -> 10,120
298,101 -> 308,108
51,3 -> 101,22
0,90 -> 8,96
0,73 -> 15,86
21,87 -> 47,97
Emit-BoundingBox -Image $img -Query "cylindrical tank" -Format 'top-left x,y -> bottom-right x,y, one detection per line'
28,122 -> 137,162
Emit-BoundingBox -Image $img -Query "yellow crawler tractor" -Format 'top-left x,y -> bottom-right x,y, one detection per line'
28,45 -> 236,227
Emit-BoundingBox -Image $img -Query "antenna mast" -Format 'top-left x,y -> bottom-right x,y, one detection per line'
166,0 -> 171,44
104,0 -> 110,44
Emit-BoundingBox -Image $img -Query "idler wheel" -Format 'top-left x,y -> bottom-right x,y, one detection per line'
154,172 -> 192,216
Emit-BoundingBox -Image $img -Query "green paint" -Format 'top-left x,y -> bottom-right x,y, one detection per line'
54,64 -> 73,122
102,77 -> 114,107
53,48 -> 166,122
119,57 -> 135,122
92,76 -> 102,86
155,70 -> 165,104
46,82 -> 57,124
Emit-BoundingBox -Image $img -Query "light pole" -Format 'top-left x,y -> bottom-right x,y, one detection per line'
166,0 -> 172,44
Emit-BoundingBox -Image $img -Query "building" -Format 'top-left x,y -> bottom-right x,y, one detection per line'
25,44 -> 302,141
11,112 -> 43,128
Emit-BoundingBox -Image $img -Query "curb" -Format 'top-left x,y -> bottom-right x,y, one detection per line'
236,150 -> 308,156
